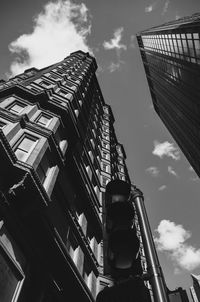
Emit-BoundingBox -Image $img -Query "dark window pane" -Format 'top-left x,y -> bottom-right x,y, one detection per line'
0,252 -> 19,302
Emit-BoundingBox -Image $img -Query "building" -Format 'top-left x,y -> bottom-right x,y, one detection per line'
137,13 -> 200,177
0,50 -> 151,301
168,287 -> 190,302
190,286 -> 199,302
190,274 -> 200,302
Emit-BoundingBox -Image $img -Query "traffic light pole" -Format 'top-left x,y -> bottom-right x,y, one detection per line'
131,186 -> 169,302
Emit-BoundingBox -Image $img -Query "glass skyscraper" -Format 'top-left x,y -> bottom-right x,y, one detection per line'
137,13 -> 200,177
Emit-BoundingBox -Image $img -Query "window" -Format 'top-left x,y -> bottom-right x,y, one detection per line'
0,220 -> 25,302
86,165 -> 92,180
102,141 -> 109,150
103,106 -> 109,114
8,102 -> 26,114
102,151 -> 109,160
118,158 -> 123,164
45,72 -> 62,81
103,120 -> 109,126
103,113 -> 109,120
26,84 -> 43,93
102,132 -> 109,141
101,176 -> 109,187
102,162 -> 110,173
39,80 -> 54,88
14,136 -> 38,162
102,126 -> 109,133
58,88 -> 73,99
118,165 -> 124,173
82,257 -> 91,286
36,113 -> 52,127
88,151 -> 94,163
36,156 -> 51,184
66,230 -> 78,260
0,121 -> 6,129
118,174 -> 125,181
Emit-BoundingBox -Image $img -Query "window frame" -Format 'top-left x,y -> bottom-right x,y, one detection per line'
0,120 -> 7,129
7,101 -> 26,114
0,221 -> 25,302
36,154 -> 51,184
14,134 -> 39,162
35,113 -> 52,128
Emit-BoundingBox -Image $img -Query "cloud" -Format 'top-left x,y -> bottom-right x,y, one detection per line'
8,0 -> 92,77
153,141 -> 181,160
145,0 -> 158,13
158,185 -> 167,191
168,166 -> 178,177
103,27 -> 127,73
162,0 -> 170,15
155,220 -> 200,271
146,166 -> 160,177
107,62 -> 121,73
103,27 -> 127,51
155,220 -> 190,251
145,4 -> 155,13
145,0 -> 170,15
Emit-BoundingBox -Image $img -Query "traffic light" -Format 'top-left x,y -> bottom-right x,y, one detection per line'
97,179 -> 152,302
96,276 -> 151,302
103,179 -> 141,279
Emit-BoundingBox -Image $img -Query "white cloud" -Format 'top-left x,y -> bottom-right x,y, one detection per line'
145,0 -> 170,14
162,0 -> 170,15
107,62 -> 121,73
168,166 -> 178,177
145,0 -> 158,13
153,141 -> 181,160
155,220 -> 190,251
103,27 -> 127,73
146,166 -> 160,177
155,220 -> 200,271
158,185 -> 167,191
103,27 -> 127,51
8,0 -> 92,77
177,246 -> 200,271
145,4 -> 154,13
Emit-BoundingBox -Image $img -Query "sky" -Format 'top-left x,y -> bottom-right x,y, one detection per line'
1,0 -> 200,299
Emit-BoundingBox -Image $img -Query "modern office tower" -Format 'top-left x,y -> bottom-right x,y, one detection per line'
0,50 -> 150,302
137,13 -> 200,177
190,274 -> 200,302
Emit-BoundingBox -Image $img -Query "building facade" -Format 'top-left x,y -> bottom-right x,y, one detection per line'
190,286 -> 199,302
0,50 -> 150,301
137,13 -> 200,177
168,287 -> 189,302
190,274 -> 200,302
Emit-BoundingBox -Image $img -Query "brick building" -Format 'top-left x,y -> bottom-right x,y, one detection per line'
0,50 -> 147,301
